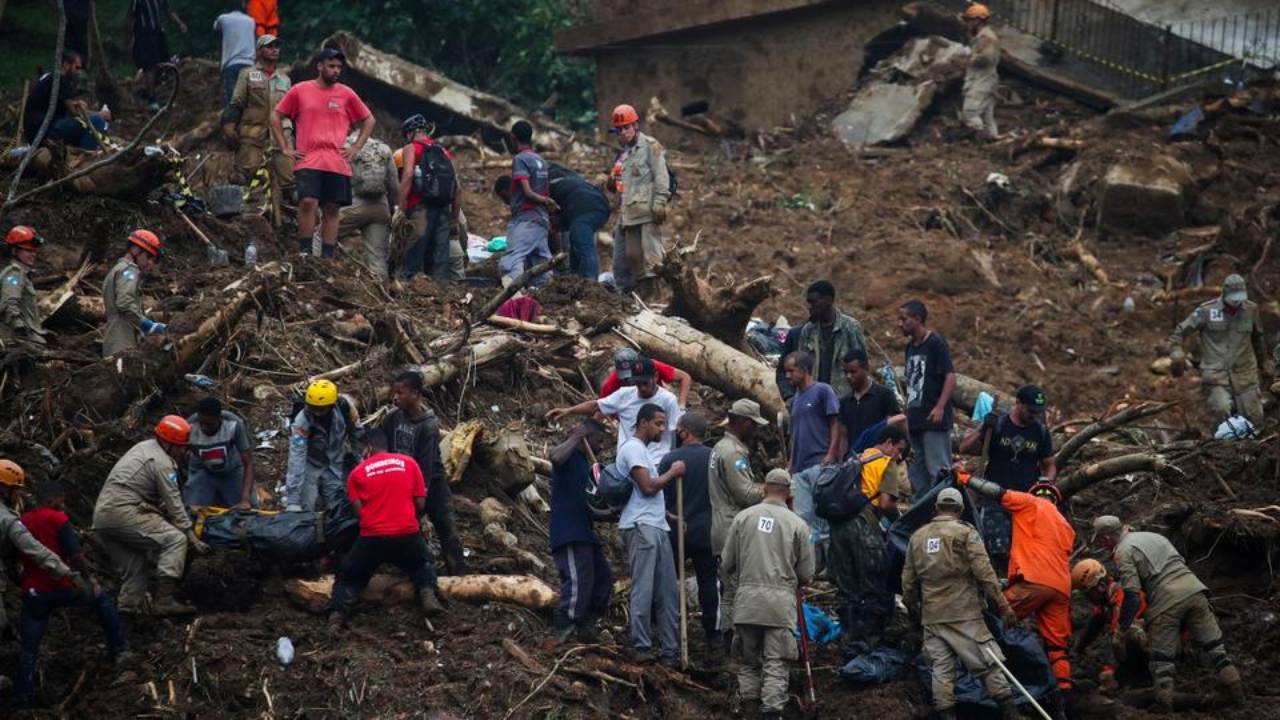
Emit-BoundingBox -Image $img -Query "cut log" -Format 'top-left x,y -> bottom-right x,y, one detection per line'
37,262 -> 91,319
1057,453 -> 1167,498
1061,240 -> 1109,284
1055,402 -> 1173,466
1152,286 -> 1220,303
658,250 -> 773,350
284,573 -> 556,612
408,333 -> 523,387
621,310 -> 785,420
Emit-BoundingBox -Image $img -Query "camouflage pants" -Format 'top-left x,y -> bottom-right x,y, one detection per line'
829,513 -> 891,650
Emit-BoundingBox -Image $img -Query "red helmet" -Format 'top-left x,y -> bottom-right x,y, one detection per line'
128,229 -> 162,257
611,104 -> 639,128
155,415 -> 191,445
1030,480 -> 1063,506
5,225 -> 44,249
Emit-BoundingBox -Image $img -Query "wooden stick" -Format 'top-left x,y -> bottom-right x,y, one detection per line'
1152,286 -> 1220,303
57,669 -> 88,713
485,315 -> 564,334
502,645 -> 589,720
177,211 -> 216,248
677,475 -> 688,670
473,252 -> 568,322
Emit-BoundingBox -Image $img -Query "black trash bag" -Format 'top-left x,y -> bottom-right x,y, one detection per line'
884,474 -> 981,595
317,465 -> 359,552
914,613 -> 1056,709
200,510 -> 322,560
840,646 -> 909,684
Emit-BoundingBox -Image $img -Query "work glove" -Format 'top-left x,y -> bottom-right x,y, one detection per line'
651,204 -> 667,224
186,530 -> 211,556
68,571 -> 94,598
1000,604 -> 1019,629
1099,668 -> 1119,694
391,208 -> 406,227
1124,624 -> 1148,653
1110,630 -> 1129,662
140,319 -> 167,335
1169,351 -> 1186,377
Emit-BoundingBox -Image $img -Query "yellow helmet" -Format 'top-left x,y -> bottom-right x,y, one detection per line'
305,379 -> 339,407
962,3 -> 991,20
0,459 -> 25,488
1071,559 -> 1107,590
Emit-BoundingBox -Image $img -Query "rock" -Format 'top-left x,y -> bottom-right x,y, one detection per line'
478,497 -> 511,527
833,81 -> 939,147
1097,156 -> 1193,237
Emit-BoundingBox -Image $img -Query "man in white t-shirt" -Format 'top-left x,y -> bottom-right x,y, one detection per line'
547,357 -> 682,463
615,402 -> 686,665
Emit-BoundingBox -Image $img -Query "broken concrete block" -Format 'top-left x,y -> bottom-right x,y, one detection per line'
833,81 -> 939,147
1097,155 -> 1193,236
882,36 -> 968,81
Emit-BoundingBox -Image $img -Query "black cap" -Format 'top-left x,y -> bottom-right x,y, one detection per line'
630,357 -> 656,381
316,47 -> 346,63
1016,385 -> 1047,413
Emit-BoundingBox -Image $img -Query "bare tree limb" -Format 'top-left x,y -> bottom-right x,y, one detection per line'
1055,402 -> 1173,467
6,0 -> 65,203
1057,452 -> 1167,498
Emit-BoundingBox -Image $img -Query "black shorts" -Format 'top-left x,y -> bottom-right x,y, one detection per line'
132,30 -> 170,71
295,169 -> 353,207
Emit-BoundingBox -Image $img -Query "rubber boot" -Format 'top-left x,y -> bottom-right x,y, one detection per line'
1046,689 -> 1069,720
1217,665 -> 1245,706
150,578 -> 196,616
418,588 -> 445,618
1153,680 -> 1175,713
576,615 -> 601,644
997,697 -> 1021,719
551,611 -> 575,646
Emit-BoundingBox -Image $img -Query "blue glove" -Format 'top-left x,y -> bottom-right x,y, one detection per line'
141,319 -> 167,335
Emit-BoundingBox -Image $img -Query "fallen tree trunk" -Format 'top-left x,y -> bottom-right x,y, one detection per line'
284,573 -> 557,612
1057,452 -> 1167,498
620,310 -> 785,420
658,249 -> 773,350
1055,402 -> 1173,466
409,332 -> 523,387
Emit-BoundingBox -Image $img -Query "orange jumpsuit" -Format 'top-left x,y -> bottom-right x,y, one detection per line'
247,0 -> 279,36
1000,491 -> 1075,690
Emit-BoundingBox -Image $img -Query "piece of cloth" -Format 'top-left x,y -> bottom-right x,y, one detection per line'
721,498 -> 815,628
788,382 -> 839,472
214,11 -> 256,70
901,515 -> 1006,625
618,131 -> 671,227
247,0 -> 278,35
1168,297 -> 1263,425
337,202 -> 391,278
17,508 -> 77,594
496,296 -> 542,322
22,71 -> 76,144
1,261 -> 46,338
186,410 -> 251,477
734,624 -> 797,713
660,443 -> 713,549
599,359 -> 678,398
776,311 -> 869,400
93,439 -> 191,533
709,432 -> 764,556
904,331 -> 955,432
295,168 -> 352,206
922,618 -> 1011,710
962,26 -> 1000,138
1002,490 -> 1074,595
327,533 -> 436,616
829,510 -> 891,650
17,588 -> 126,703
284,406 -> 348,511
499,216 -> 552,284
1112,530 -> 1208,621
1005,580 -> 1072,690
549,449 -> 599,551
274,81 -> 371,175
985,413 -> 1053,492
597,385 -> 682,461
616,437 -> 668,532
95,514 -> 189,601
554,540 -> 613,622
346,452 -> 424,537
1147,591 -> 1229,690
381,407 -> 465,572
510,149 -> 551,224
907,429 -> 953,495
789,464 -> 828,545
102,257 -> 146,358
838,382 -> 899,456
624,523 -> 679,658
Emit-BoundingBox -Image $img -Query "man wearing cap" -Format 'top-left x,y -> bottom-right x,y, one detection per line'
547,357 -> 682,463
271,47 -> 375,260
103,230 -> 167,358
710,399 -> 768,642
903,487 -> 1019,720
2,226 -> 50,343
598,347 -> 691,407
224,34 -> 293,194
721,467 -> 814,720
960,3 -> 1000,140
1091,515 -> 1245,709
958,384 -> 1056,576
1167,273 -> 1268,427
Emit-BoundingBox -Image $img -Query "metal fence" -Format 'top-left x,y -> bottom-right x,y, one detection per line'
951,1 -> 1280,99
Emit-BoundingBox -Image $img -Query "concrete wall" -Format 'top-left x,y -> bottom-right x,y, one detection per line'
591,1 -> 902,144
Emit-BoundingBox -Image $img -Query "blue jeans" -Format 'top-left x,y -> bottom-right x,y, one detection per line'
18,587 -> 127,703
500,216 -> 553,286
790,464 -> 829,545
47,114 -> 107,150
567,208 -> 609,279
185,467 -> 257,508
222,63 -> 251,107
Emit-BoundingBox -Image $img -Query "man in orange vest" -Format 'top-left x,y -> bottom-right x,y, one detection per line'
247,0 -> 278,36
1071,559 -> 1149,693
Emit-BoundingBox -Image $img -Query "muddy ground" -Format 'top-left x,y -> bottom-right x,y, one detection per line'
0,52 -> 1278,719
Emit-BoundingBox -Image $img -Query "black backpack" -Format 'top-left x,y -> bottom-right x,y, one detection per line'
585,461 -> 633,522
814,451 -> 885,523
412,142 -> 457,208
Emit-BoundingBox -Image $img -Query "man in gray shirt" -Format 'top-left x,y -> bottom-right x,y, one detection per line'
214,0 -> 256,107
186,397 -> 257,509
499,120 -> 558,286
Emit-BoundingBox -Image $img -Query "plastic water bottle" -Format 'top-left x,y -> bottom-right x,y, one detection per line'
245,240 -> 258,266
276,636 -> 294,665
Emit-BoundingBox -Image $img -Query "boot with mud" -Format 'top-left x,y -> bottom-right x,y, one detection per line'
418,588 -> 444,618
1153,679 -> 1176,713
116,593 -> 150,615
1217,664 -> 1245,706
150,578 -> 196,616
997,697 -> 1022,719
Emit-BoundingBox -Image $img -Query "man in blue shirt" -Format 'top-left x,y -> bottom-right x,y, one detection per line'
548,419 -> 612,645
499,120 -> 558,286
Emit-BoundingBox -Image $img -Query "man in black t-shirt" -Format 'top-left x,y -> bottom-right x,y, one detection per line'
549,164 -> 610,280
898,300 -> 955,495
835,348 -> 901,458
22,50 -> 111,150
659,412 -> 721,646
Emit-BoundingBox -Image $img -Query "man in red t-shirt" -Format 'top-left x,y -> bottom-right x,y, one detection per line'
328,431 -> 443,629
598,347 -> 691,407
271,47 -> 375,260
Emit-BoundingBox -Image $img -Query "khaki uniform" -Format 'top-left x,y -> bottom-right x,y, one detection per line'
1168,297 -> 1264,424
335,135 -> 399,278
1112,530 -> 1233,694
962,26 -> 1000,138
902,515 -> 1014,711
0,501 -> 72,630
710,431 -> 764,628
0,261 -> 47,343
613,131 -> 670,290
226,61 -> 294,189
721,498 -> 814,713
102,257 -> 146,358
92,439 -> 192,605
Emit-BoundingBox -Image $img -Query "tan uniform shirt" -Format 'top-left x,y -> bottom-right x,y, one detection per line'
1168,297 -> 1261,388
0,261 -> 46,338
92,439 -> 191,533
619,131 -> 671,227
102,257 -> 146,358
721,498 -> 815,628
902,515 -> 1007,625
709,432 -> 765,556
1112,530 -> 1207,620
230,61 -> 292,145
966,26 -> 1000,92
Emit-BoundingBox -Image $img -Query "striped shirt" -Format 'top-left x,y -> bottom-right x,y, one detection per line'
130,0 -> 168,32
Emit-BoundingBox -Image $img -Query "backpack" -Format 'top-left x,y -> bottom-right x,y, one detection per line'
814,451 -> 885,523
585,461 -> 633,522
412,141 -> 457,208
351,141 -> 391,200
667,166 -> 679,200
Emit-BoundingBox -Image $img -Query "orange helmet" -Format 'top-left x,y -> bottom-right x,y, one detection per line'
0,459 -> 25,488
5,225 -> 44,249
1072,559 -> 1107,590
962,3 -> 991,20
1030,480 -> 1063,506
155,415 -> 191,445
611,104 -> 639,128
128,229 -> 162,257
